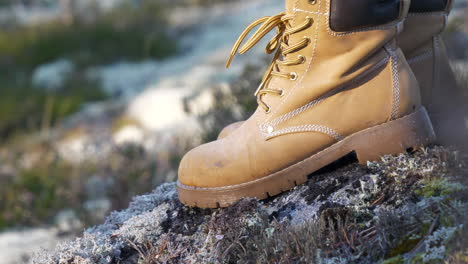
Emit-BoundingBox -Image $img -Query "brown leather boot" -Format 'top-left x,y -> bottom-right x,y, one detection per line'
399,0 -> 467,146
178,0 -> 435,208
218,0 -> 466,145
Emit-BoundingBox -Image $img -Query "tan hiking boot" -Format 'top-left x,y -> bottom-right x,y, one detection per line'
399,0 -> 467,146
178,0 -> 435,208
218,0 -> 465,144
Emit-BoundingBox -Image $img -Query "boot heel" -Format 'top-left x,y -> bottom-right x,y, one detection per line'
352,107 -> 436,164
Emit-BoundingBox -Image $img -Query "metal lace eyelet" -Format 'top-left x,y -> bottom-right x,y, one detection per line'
267,126 -> 274,134
290,72 -> 298,81
309,0 -> 316,5
298,55 -> 306,64
265,107 -> 271,114
280,89 -> 285,96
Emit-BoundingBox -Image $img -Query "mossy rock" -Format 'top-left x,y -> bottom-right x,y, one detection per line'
415,178 -> 464,198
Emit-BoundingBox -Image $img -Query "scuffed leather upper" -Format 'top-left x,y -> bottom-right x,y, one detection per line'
179,0 -> 421,188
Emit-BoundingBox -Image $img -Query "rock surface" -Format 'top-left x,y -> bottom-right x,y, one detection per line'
33,147 -> 468,263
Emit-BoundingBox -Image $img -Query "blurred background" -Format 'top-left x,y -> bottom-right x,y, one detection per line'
0,0 -> 466,263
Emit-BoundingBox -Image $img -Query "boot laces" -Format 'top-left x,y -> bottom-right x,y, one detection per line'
226,12 -> 313,113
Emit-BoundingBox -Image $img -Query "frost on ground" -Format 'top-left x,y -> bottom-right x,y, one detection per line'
33,146 -> 468,264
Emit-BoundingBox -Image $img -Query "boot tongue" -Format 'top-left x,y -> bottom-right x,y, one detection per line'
285,0 -> 296,15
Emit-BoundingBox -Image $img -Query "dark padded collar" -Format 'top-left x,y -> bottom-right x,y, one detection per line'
330,0 -> 401,32
409,0 -> 448,13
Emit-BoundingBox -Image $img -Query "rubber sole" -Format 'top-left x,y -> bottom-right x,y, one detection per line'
177,107 -> 436,208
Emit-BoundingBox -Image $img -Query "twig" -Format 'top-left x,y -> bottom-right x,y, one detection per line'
169,246 -> 187,260
362,230 -> 377,239
235,240 -> 247,254
405,215 -> 440,260
359,226 -> 376,236
342,228 -> 355,250
155,235 -> 171,260
370,194 -> 385,206
126,239 -> 146,260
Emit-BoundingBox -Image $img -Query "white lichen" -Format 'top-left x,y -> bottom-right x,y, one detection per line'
422,225 -> 462,262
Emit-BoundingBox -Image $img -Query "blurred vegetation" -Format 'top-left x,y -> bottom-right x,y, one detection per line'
0,77 -> 105,140
0,1 -> 176,70
0,0 -> 178,141
0,0 -> 182,230
0,0 -> 11,7
198,64 -> 262,142
0,143 -> 182,230
0,155 -> 76,229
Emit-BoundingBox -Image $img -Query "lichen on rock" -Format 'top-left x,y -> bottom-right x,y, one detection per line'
33,146 -> 468,263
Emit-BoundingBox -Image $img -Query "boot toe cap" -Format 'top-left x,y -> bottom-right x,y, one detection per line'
177,147 -> 205,188
178,140 -> 248,188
